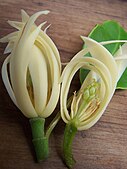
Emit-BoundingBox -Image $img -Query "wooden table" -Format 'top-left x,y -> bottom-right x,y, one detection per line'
0,0 -> 127,169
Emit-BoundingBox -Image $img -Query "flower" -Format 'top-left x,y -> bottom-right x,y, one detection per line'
60,36 -> 120,130
61,36 -> 127,169
0,10 -> 61,118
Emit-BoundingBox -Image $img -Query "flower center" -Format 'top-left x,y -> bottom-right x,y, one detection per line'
71,79 -> 101,122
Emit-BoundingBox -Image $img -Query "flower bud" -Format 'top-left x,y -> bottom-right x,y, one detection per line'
1,10 -> 61,118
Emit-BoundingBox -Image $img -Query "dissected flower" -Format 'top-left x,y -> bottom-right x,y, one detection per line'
60,37 -> 127,168
61,37 -> 119,130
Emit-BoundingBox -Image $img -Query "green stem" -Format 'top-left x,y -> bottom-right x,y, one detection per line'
45,95 -> 73,139
29,117 -> 49,162
29,96 -> 74,162
63,120 -> 78,169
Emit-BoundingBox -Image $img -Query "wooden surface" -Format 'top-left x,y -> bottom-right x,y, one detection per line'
0,0 -> 127,169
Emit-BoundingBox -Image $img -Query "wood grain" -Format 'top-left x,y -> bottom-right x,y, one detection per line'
0,0 -> 127,169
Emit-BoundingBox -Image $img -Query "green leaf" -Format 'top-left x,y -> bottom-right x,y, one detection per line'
80,20 -> 127,89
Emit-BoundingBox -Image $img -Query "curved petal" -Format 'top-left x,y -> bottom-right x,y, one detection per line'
0,32 -> 18,43
81,36 -> 118,89
1,55 -> 18,107
20,10 -> 49,42
8,20 -> 25,30
4,42 -> 14,54
37,36 -> 60,118
114,43 -> 127,81
29,44 -> 48,115
21,9 -> 29,23
9,19 -> 45,117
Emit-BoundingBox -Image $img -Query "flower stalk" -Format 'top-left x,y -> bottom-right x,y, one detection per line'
29,117 -> 48,161
62,80 -> 100,168
63,120 -> 77,169
0,10 -> 61,162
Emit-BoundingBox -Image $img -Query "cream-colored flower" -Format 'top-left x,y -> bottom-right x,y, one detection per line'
60,37 -> 127,130
1,10 -> 61,118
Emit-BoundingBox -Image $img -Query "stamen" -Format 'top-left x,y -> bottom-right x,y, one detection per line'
78,98 -> 100,121
70,92 -> 76,119
75,92 -> 83,115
